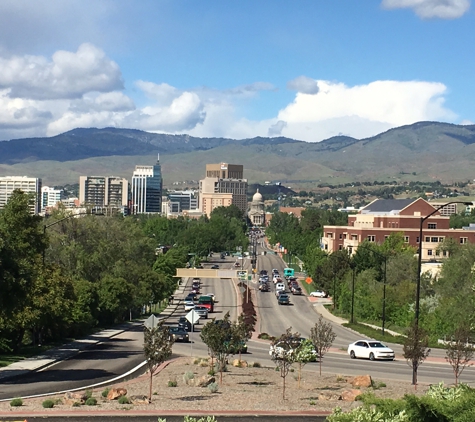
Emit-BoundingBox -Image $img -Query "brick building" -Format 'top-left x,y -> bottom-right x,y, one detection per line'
321,198 -> 475,261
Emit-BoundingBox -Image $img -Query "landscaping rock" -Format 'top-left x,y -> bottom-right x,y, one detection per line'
197,375 -> 216,387
130,395 -> 150,405
107,387 -> 128,400
351,375 -> 372,388
341,389 -> 362,402
232,359 -> 248,367
318,392 -> 342,401
64,391 -> 87,406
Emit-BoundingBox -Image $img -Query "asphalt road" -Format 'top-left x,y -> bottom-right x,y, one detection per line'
2,249 -> 474,402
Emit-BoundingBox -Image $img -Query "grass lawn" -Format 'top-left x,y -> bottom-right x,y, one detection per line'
343,322 -> 407,345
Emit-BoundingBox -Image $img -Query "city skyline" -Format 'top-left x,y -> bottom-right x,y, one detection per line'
0,1 -> 473,144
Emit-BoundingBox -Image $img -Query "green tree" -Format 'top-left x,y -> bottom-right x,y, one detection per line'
143,321 -> 174,402
310,315 -> 337,376
403,322 -> 430,387
445,324 -> 474,386
293,339 -> 315,388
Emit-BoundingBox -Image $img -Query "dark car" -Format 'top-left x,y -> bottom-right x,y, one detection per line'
220,253 -> 225,259
259,282 -> 270,292
260,270 -> 268,276
169,326 -> 190,342
211,264 -> 219,269
185,293 -> 198,302
178,316 -> 194,332
291,286 -> 302,295
278,294 -> 290,305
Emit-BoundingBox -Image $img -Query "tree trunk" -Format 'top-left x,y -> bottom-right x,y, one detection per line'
298,363 -> 302,389
283,373 -> 286,400
319,356 -> 322,376
149,368 -> 153,402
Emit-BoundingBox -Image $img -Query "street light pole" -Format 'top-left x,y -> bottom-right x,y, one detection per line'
413,200 -> 471,385
350,265 -> 356,324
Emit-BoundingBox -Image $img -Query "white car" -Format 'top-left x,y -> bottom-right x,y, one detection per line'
347,340 -> 395,361
310,291 -> 327,298
184,301 -> 195,311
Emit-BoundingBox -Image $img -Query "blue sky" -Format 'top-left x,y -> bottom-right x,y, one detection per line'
0,0 -> 473,142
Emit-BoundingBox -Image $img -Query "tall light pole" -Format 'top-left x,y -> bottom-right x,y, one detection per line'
413,200 -> 471,385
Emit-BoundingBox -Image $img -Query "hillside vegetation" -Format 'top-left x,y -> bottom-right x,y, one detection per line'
1,122 -> 475,185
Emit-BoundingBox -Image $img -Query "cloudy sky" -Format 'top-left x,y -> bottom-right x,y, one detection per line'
0,0 -> 473,143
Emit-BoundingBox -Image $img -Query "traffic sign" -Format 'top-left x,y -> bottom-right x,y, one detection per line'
186,309 -> 200,325
144,314 -> 161,330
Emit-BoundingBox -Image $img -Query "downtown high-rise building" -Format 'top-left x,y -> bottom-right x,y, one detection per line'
131,155 -> 163,214
0,176 -> 42,214
79,176 -> 129,208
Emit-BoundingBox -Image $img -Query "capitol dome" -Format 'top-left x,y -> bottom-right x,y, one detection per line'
252,189 -> 263,202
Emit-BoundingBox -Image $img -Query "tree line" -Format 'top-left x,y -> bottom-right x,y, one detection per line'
0,190 -> 248,352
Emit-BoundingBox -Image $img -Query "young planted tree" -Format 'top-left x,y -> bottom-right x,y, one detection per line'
310,315 -> 337,375
269,328 -> 300,400
445,325 -> 474,386
293,339 -> 316,388
143,321 -> 174,402
200,312 -> 234,384
232,312 -> 254,362
403,322 -> 430,388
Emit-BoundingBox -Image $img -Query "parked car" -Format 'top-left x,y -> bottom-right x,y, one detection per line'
194,305 -> 209,319
347,340 -> 395,361
184,300 -> 195,311
169,326 -> 190,342
310,291 -> 327,298
211,264 -> 219,269
277,294 -> 290,305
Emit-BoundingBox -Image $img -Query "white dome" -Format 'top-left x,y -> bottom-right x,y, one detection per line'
252,189 -> 263,202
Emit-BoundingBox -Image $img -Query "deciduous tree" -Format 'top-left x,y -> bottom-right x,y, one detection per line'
310,315 -> 337,376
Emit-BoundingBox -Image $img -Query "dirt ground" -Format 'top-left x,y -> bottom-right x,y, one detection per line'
1,356 -> 429,415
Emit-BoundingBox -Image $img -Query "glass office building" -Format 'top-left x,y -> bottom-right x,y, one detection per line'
131,155 -> 163,214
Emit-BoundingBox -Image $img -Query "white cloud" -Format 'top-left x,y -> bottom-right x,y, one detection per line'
381,0 -> 470,19
0,43 -> 123,100
70,92 -> 135,113
268,120 -> 288,137
287,76 -> 319,95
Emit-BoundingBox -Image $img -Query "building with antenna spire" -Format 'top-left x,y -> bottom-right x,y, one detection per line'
131,154 -> 163,214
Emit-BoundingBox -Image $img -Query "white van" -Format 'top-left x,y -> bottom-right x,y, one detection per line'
275,282 -> 285,292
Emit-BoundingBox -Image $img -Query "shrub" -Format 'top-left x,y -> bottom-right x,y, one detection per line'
193,358 -> 201,365
85,397 -> 97,406
183,371 -> 195,384
9,398 -> 23,407
208,368 -> 216,376
118,396 -> 130,405
42,399 -> 55,408
290,368 -> 294,372
101,388 -> 110,398
84,389 -> 93,399
168,380 -> 178,387
208,382 -> 219,393
72,402 -> 81,407
251,361 -> 261,368
54,398 -> 63,405
309,400 -> 316,405
275,367 -> 279,371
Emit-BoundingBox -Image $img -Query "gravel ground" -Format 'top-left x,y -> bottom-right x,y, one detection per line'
0,356 -> 429,415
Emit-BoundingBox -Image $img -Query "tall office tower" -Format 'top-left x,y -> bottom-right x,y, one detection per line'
0,176 -> 42,214
206,163 -> 243,179
199,163 -> 248,217
79,176 -> 129,208
131,155 -> 163,214
41,186 -> 63,212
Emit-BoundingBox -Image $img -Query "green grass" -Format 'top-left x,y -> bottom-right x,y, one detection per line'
343,322 -> 407,345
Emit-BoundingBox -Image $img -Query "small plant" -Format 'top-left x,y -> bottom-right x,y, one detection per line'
290,368 -> 294,372
371,381 -> 387,390
251,361 -> 261,368
42,399 -> 55,408
85,397 -> 97,406
207,382 -> 219,393
101,388 -> 110,398
9,398 -> 23,407
183,371 -> 195,384
168,380 -> 178,387
72,402 -> 81,407
193,358 -> 201,365
336,374 -> 346,382
118,395 -> 130,405
153,391 -> 158,395
208,368 -> 216,376
84,388 -> 93,399
310,400 -> 316,405
275,366 -> 279,371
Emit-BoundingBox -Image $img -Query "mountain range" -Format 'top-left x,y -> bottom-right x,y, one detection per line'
0,122 -> 474,187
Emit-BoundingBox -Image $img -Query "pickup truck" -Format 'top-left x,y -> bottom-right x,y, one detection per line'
198,295 -> 214,312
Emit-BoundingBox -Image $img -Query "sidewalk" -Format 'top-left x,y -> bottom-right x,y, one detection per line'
0,279 -> 188,382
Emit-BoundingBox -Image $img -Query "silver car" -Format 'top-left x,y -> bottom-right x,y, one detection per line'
194,305 -> 209,319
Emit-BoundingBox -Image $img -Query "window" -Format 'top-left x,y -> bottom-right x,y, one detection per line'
435,250 -> 440,256
327,232 -> 333,238
460,237 -> 468,244
427,249 -> 433,256
324,244 -> 328,250
404,236 -> 409,243
431,237 -> 439,243
367,235 -> 375,242
425,236 -> 430,242
416,237 -> 420,243
352,234 -> 358,240
384,235 -> 389,240
338,245 -> 342,250
443,250 -> 447,257
339,233 -> 342,239
428,223 -> 437,229
439,237 -> 444,242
